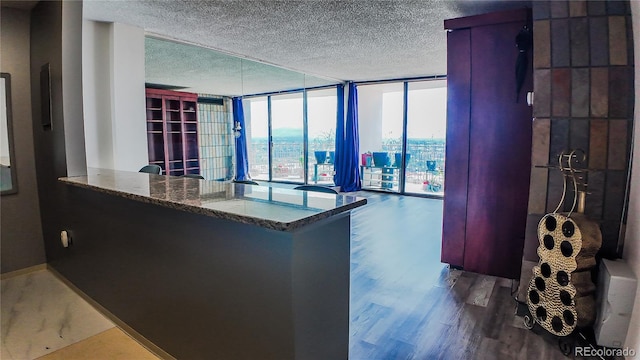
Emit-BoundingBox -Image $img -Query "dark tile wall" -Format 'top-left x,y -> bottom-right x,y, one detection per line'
590,17 -> 610,66
523,0 -> 634,267
552,69 -> 571,116
569,1 -> 587,17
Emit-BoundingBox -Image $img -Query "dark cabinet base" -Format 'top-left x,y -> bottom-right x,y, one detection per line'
50,187 -> 350,359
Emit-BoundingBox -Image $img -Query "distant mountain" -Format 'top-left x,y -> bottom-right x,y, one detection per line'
251,135 -> 445,142
272,128 -> 303,138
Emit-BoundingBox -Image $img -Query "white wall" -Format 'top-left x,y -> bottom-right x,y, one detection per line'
82,20 -> 148,171
110,22 -> 148,171
623,2 -> 640,354
62,1 -> 87,176
82,20 -> 114,169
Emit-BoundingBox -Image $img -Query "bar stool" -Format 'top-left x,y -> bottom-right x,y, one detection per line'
293,185 -> 338,194
139,165 -> 162,175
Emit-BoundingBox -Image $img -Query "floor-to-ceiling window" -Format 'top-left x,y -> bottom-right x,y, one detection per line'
307,88 -> 337,185
358,78 -> 446,196
405,80 -> 447,195
243,86 -> 338,184
271,92 -> 304,182
245,96 -> 269,180
358,82 -> 406,193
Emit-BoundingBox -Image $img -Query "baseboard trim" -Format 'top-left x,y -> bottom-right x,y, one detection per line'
1,263 -> 47,280
46,265 -> 176,360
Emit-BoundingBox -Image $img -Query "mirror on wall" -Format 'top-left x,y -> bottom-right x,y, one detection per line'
1,72 -> 18,195
145,37 -> 243,96
142,37 -> 339,182
144,36 -> 338,96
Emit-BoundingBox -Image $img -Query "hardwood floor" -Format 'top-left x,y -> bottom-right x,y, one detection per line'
348,191 -> 580,360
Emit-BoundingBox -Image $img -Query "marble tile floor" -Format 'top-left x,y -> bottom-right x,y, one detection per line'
1,269 -> 158,360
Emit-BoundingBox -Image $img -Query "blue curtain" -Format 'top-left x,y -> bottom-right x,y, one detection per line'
334,83 -> 361,192
333,84 -> 345,186
233,97 -> 250,181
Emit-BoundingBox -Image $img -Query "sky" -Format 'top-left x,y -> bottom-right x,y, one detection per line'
245,83 -> 447,141
247,94 -> 336,139
383,87 -> 447,140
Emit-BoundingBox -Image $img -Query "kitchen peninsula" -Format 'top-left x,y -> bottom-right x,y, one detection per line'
54,169 -> 366,360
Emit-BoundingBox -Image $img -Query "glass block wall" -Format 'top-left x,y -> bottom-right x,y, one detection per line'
197,95 -> 234,181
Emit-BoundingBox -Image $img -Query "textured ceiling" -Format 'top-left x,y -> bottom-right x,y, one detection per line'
145,37 -> 336,96
84,0 -> 531,95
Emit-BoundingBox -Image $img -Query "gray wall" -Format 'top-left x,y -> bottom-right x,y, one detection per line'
30,0 -> 86,266
0,7 -> 45,273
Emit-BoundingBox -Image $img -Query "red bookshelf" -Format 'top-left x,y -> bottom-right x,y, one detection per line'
145,88 -> 200,176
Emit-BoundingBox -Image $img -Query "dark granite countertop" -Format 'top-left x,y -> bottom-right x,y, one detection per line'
59,168 -> 367,231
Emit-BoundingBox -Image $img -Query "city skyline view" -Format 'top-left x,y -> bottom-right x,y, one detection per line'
243,80 -> 447,195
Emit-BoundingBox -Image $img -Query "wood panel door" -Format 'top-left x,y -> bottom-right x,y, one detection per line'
441,9 -> 532,279
441,28 -> 471,268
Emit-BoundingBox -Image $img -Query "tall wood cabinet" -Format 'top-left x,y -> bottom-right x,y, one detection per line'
441,8 -> 533,279
145,88 -> 200,176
